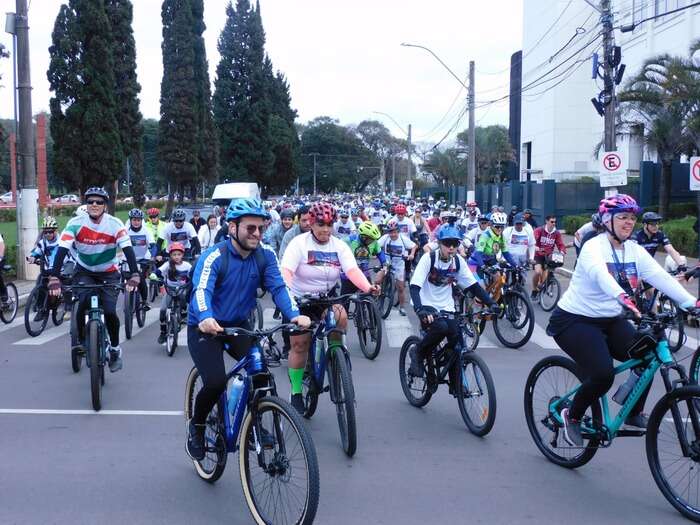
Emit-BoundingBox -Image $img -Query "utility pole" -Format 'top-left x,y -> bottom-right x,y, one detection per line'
312,153 -> 317,196
601,0 -> 617,197
391,148 -> 396,196
467,60 -> 476,203
15,0 -> 38,280
407,124 -> 412,197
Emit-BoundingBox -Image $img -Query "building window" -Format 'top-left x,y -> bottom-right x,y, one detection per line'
655,0 -> 685,16
633,0 -> 647,29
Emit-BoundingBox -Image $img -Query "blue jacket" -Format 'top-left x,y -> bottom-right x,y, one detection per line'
188,240 -> 299,326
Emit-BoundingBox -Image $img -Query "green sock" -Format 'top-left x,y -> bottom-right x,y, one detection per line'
288,368 -> 304,395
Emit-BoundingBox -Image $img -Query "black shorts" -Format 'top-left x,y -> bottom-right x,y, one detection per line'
534,255 -> 547,266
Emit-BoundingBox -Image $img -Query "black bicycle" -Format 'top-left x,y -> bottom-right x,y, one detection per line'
399,311 -> 497,436
0,264 -> 18,324
121,260 -> 151,340
163,281 -> 189,357
24,256 -> 71,336
348,292 -> 383,360
535,254 -> 563,312
635,274 -> 685,354
375,263 -> 396,319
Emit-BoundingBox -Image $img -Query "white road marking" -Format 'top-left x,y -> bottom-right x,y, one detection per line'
384,315 -> 415,347
0,409 -> 183,416
14,322 -> 69,346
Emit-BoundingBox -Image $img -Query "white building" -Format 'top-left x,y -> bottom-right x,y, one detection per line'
518,0 -> 700,182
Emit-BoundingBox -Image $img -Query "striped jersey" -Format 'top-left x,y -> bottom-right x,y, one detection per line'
59,213 -> 131,273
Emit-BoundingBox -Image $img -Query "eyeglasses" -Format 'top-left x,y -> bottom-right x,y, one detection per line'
242,224 -> 265,235
86,199 -> 105,206
174,220 -> 184,224
44,229 -> 57,234
441,239 -> 460,248
548,220 -> 556,224
492,225 -> 504,230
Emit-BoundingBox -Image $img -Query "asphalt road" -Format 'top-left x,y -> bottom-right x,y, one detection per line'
1,274 -> 699,524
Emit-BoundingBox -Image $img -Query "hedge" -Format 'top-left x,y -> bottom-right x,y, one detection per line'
562,214 -> 590,234
0,199 -> 169,222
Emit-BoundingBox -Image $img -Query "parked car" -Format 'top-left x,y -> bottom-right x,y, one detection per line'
54,194 -> 79,203
0,191 -> 13,203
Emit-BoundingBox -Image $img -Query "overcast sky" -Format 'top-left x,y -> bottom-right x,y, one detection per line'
0,0 -> 523,147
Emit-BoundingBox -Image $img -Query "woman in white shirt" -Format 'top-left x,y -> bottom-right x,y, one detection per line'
197,214 -> 221,250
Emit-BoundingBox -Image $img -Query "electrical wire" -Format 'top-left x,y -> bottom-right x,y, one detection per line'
430,105 -> 468,150
414,73 -> 469,141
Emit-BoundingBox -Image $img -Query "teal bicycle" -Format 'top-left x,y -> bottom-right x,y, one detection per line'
524,308 -> 700,522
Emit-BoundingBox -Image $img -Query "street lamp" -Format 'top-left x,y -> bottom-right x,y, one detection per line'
372,110 -> 410,196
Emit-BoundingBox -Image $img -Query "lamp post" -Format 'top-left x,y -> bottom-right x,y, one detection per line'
372,110 -> 410,196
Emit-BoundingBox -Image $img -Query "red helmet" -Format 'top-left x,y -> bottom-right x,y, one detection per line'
395,204 -> 407,215
308,202 -> 337,225
466,201 -> 477,208
147,207 -> 160,217
168,242 -> 185,254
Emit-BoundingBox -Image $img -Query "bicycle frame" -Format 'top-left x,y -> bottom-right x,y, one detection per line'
308,308 -> 336,389
85,294 -> 108,368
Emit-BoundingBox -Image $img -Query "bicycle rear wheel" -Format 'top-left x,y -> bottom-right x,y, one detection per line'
24,287 -> 49,336
0,282 -> 18,324
398,336 -> 432,407
123,290 -> 134,340
378,276 -> 394,319
135,293 -> 146,328
647,385 -> 700,522
357,299 -> 383,360
493,290 -> 534,349
524,355 -> 601,468
456,352 -> 496,436
240,396 -> 320,525
148,280 -> 158,303
87,319 -> 103,412
165,309 -> 178,357
538,275 -> 561,312
184,367 -> 227,482
658,296 -> 684,353
330,347 -> 357,457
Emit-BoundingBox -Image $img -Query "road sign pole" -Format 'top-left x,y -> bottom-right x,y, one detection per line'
690,157 -> 700,296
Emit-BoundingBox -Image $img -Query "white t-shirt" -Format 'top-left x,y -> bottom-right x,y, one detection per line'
410,253 -> 477,312
161,221 -> 197,250
466,226 -> 486,246
574,222 -> 596,248
558,234 -> 694,318
378,233 -> 416,262
503,226 -> 535,259
158,260 -> 192,287
392,217 -> 417,236
369,208 -> 387,225
281,232 -> 359,297
461,217 -> 480,232
126,226 -> 155,261
333,219 -> 356,241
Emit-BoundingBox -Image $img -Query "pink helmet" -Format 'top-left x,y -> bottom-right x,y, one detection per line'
598,194 -> 640,217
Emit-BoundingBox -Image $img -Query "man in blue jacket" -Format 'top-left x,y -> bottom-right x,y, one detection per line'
186,197 -> 311,461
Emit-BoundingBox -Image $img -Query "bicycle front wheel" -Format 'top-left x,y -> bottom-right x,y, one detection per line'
398,336 -> 432,407
658,296 -> 684,353
461,317 -> 480,352
0,282 -> 18,324
135,292 -> 146,328
357,299 -> 382,360
330,347 -> 357,456
87,319 -> 102,412
239,396 -> 320,525
456,352 -> 496,436
123,291 -> 134,340
148,280 -> 158,303
647,385 -> 700,522
165,310 -> 178,357
493,290 -> 534,349
24,287 -> 49,336
538,275 -> 561,312
378,276 -> 394,319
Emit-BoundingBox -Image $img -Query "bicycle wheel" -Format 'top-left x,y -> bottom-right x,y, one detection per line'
87,319 -> 102,412
524,355 -> 601,468
379,276 -> 394,320
184,367 -> 227,482
493,290 -> 534,349
24,287 -> 49,337
0,282 -> 18,324
398,336 -> 432,407
456,352 -> 497,436
658,296 -> 684,353
135,293 -> 146,328
329,347 -> 357,456
239,396 -> 320,525
301,365 -> 319,419
52,296 -> 68,326
538,275 -> 561,312
69,301 -> 81,372
255,301 -> 264,330
357,299 -> 383,360
647,385 -> 700,522
690,349 -> 700,385
461,317 -> 480,352
148,280 -> 158,303
123,291 -> 134,340
165,309 -> 178,357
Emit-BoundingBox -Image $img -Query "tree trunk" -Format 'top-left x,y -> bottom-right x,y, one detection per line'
658,159 -> 672,219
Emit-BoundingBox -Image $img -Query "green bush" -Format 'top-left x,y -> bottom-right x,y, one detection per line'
663,216 -> 698,257
643,202 -> 697,220
0,209 -> 15,222
562,214 -> 591,234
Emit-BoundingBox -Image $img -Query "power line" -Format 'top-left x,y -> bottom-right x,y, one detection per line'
430,105 -> 468,150
414,73 -> 469,141
619,0 -> 700,31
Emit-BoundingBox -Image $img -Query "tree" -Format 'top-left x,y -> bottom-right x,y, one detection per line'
159,0 -> 199,213
457,125 -> 514,183
0,44 -> 8,150
422,148 -> 465,186
354,119 -> 410,194
105,0 -> 145,207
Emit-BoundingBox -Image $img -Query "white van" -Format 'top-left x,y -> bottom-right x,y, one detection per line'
211,183 -> 261,205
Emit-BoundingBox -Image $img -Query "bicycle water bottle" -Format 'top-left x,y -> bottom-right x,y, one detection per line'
612,369 -> 641,405
227,375 -> 245,423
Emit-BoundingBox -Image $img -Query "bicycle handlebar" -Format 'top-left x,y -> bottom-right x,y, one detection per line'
65,283 -> 124,292
217,322 -> 310,339
296,292 -> 373,306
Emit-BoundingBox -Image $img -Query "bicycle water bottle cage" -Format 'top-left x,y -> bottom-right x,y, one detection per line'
625,327 -> 657,360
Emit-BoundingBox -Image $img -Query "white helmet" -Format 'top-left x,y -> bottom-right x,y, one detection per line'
490,212 -> 508,226
74,204 -> 88,217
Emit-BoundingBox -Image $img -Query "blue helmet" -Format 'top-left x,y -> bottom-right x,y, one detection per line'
437,225 -> 462,242
226,198 -> 270,221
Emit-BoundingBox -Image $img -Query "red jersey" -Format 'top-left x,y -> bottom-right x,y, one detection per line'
534,226 -> 565,257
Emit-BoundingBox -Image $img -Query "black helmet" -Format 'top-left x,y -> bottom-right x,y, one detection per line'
128,208 -> 144,219
84,187 -> 109,202
172,209 -> 187,221
280,209 -> 295,220
642,211 -> 662,223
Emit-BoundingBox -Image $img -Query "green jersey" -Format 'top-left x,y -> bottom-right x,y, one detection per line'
346,235 -> 384,275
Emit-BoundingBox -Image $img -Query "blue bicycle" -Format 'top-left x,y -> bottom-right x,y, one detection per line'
184,323 -> 319,525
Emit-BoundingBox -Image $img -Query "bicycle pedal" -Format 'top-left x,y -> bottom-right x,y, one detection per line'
617,428 -> 646,437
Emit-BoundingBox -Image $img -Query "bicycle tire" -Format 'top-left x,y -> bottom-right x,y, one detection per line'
357,299 -> 382,360
646,385 -> 700,522
330,347 -> 357,456
166,309 -> 178,357
302,366 -> 319,419
148,280 -> 158,303
524,355 -> 601,468
135,292 -> 146,328
461,317 -> 480,352
184,367 -> 227,482
379,276 -> 394,319
493,290 -> 534,349
123,290 -> 134,340
456,352 -> 497,436
52,299 -> 67,326
690,349 -> 700,385
71,345 -> 83,373
398,336 -> 432,407
255,301 -> 264,330
24,287 -> 49,337
87,319 -> 102,412
0,282 -> 18,324
538,275 -> 561,312
239,396 -> 320,525
658,296 -> 684,353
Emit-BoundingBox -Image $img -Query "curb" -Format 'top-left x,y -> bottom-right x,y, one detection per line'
555,267 -> 573,278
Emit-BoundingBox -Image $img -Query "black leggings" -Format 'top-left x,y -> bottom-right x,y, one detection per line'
551,313 -> 649,420
187,322 -> 253,425
73,270 -> 121,347
418,317 -> 461,357
0,273 -> 6,299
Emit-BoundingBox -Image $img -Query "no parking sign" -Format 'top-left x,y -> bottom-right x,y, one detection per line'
599,151 -> 627,187
690,157 -> 700,191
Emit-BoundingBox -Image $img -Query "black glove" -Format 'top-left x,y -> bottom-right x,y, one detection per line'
677,265 -> 688,273
488,303 -> 501,315
127,273 -> 141,289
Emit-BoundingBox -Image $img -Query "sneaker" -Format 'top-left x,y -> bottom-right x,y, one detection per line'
624,413 -> 649,429
186,419 -> 206,461
157,332 -> 167,345
272,308 -> 281,320
108,345 -> 123,373
561,408 -> 583,447
290,393 -> 305,415
530,290 -> 538,301
142,303 -> 151,312
398,306 -> 407,316
408,346 -> 425,378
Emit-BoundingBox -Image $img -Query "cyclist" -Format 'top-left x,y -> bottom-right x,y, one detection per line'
0,232 -> 8,307
154,242 -> 192,344
340,221 -> 387,296
503,214 -> 535,268
468,212 -> 517,280
186,197 -> 310,460
27,216 -> 62,268
189,209 -> 206,233
392,204 -> 416,237
574,214 -> 602,257
463,214 -> 490,255
531,215 -> 566,300
633,212 -> 686,270
278,205 -> 311,259
126,208 -> 156,309
263,208 -> 295,255
48,187 -> 141,373
145,207 -> 167,247
159,209 -> 201,259
411,206 -> 430,251
378,219 -> 417,316
280,202 -> 379,414
408,225 -> 498,390
461,208 -> 480,233
197,214 -> 221,251
333,209 -> 356,241
522,208 -> 537,229
547,194 -> 697,446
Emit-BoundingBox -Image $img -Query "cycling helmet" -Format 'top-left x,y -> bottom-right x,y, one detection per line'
308,202 -> 337,225
490,212 -> 507,226
339,209 -> 349,218
280,209 -> 295,220
466,201 -> 477,207
591,213 -> 602,227
226,198 -> 269,221
357,221 -> 381,240
642,211 -> 662,223
437,225 -> 462,241
597,194 -> 640,217
74,204 -> 88,217
172,209 -> 187,221
128,208 -> 144,219
84,187 -> 109,202
147,207 -> 160,217
395,203 -> 407,215
168,242 -> 185,254
385,219 -> 399,231
513,214 -> 524,224
42,216 -> 58,229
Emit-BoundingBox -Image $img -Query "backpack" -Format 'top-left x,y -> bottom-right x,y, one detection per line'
213,240 -> 268,291
428,250 -> 460,274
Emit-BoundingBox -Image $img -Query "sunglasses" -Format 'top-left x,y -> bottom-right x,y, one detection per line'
174,219 -> 184,223
492,225 -> 504,230
441,239 -> 460,248
242,224 -> 265,235
548,220 -> 557,224
313,221 -> 334,227
86,199 -> 105,206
